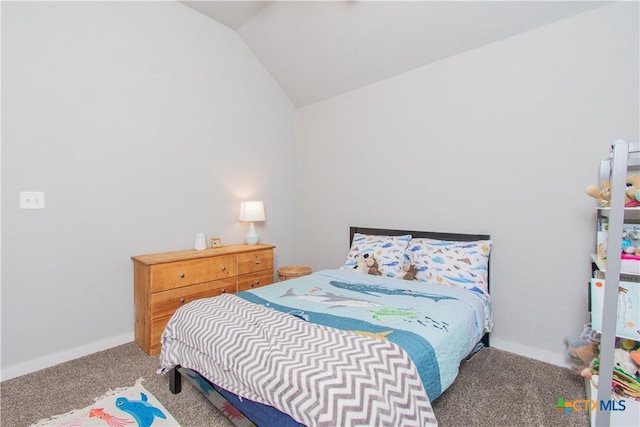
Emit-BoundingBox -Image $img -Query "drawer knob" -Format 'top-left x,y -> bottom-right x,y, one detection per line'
221,289 -> 226,294
255,280 -> 260,286
255,260 -> 261,265
180,298 -> 186,303
180,273 -> 185,278
221,266 -> 226,271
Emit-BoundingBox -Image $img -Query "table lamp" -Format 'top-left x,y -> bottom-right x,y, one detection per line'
239,201 -> 265,245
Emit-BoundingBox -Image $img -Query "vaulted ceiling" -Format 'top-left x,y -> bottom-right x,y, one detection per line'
181,1 -> 608,107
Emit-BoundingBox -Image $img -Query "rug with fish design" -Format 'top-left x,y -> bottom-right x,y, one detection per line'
31,379 -> 180,427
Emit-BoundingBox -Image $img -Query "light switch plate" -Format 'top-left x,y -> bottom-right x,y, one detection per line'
20,191 -> 45,209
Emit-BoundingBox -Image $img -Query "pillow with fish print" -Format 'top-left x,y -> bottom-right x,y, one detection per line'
343,233 -> 412,278
408,238 -> 492,293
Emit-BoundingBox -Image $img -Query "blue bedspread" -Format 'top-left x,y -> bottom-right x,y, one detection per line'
236,269 -> 490,400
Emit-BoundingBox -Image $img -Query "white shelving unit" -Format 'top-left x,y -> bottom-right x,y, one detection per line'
590,140 -> 640,427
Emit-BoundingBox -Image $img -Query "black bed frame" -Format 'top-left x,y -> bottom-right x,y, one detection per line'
349,226 -> 490,248
169,226 -> 492,403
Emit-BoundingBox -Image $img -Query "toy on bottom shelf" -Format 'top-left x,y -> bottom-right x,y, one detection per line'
566,337 -> 599,374
581,338 -> 640,401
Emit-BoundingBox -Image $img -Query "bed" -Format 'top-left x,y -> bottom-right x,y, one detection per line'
159,226 -> 492,427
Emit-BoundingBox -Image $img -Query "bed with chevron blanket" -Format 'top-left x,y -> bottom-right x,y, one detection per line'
159,227 -> 492,427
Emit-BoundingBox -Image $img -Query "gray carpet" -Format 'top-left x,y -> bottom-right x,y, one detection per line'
0,342 -> 588,426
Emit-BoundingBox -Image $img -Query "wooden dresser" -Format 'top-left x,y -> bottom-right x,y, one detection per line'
132,243 -> 275,355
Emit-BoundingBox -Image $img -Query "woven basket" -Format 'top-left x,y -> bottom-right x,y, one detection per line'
278,265 -> 313,281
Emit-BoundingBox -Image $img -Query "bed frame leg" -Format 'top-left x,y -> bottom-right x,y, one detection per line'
466,333 -> 490,361
169,365 -> 182,394
482,333 -> 490,348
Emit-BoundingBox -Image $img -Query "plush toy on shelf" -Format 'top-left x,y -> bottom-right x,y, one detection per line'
571,341 -> 599,363
566,336 -> 599,374
626,175 -> 640,207
586,174 -> 640,207
581,339 -> 640,401
586,181 -> 612,207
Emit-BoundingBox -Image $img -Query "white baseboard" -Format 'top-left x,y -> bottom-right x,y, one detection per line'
490,337 -> 572,368
1,333 -> 134,381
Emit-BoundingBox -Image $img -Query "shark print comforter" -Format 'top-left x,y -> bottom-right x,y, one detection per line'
237,269 -> 491,400
160,269 -> 491,426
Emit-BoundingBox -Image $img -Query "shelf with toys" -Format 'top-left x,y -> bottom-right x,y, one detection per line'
583,140 -> 639,427
590,207 -> 640,277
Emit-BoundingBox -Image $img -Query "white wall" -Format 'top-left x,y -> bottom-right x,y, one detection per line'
1,1 -> 297,379
296,2 -> 639,366
2,1 -> 637,381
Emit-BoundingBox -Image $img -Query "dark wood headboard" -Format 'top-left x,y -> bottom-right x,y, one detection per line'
350,226 -> 490,244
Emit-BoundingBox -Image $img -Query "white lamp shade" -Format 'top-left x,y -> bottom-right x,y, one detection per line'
239,201 -> 265,222
239,201 -> 265,245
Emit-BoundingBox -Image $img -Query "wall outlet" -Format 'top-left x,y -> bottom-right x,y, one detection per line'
20,191 -> 45,209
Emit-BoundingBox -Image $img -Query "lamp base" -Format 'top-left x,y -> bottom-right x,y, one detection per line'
245,222 -> 260,245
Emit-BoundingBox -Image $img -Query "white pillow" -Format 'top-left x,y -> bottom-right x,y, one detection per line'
408,238 -> 492,293
343,233 -> 412,278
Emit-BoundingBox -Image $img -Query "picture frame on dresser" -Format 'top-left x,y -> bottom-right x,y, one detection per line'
210,238 -> 223,248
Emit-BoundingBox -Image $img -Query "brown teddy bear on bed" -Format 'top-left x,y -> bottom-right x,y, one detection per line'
401,262 -> 418,280
363,254 -> 382,275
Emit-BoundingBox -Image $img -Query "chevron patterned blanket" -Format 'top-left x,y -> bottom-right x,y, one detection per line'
238,269 -> 489,400
160,293 -> 438,427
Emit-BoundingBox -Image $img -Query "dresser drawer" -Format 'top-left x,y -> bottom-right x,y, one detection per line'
150,316 -> 171,355
238,249 -> 273,275
150,277 -> 237,319
150,255 -> 237,292
238,270 -> 273,291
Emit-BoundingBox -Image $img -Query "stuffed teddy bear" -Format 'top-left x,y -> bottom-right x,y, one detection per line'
364,254 -> 382,275
352,253 -> 382,275
566,337 -> 599,374
586,181 -> 612,207
587,175 -> 640,207
626,174 -> 640,207
353,254 -> 368,274
571,341 -> 599,364
401,262 -> 418,281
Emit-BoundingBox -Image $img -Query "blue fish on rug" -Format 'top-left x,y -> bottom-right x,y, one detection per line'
115,393 -> 166,427
329,280 -> 457,302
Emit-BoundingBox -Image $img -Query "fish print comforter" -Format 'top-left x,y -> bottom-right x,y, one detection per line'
237,269 -> 491,400
160,269 -> 490,426
160,292 -> 437,427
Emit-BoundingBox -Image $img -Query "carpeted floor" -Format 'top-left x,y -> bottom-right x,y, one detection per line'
0,342 -> 589,426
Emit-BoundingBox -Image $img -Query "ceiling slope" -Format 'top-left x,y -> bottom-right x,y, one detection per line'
182,1 -> 608,107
